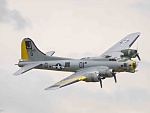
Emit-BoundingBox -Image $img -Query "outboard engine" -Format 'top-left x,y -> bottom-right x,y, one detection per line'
121,49 -> 141,60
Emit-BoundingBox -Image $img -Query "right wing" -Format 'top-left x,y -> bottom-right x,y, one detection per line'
100,32 -> 141,58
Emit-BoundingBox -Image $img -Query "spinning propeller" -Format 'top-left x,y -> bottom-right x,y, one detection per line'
134,46 -> 141,61
97,72 -> 117,88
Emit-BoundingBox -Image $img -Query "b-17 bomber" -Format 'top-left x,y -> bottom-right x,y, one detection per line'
14,32 -> 141,90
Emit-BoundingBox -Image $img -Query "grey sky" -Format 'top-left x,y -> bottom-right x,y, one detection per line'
133,0 -> 150,17
0,0 -> 30,30
0,0 -> 150,113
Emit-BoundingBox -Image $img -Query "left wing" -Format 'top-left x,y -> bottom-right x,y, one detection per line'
44,72 -> 86,90
100,32 -> 141,58
44,66 -> 109,90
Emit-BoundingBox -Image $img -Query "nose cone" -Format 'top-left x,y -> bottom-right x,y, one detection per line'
133,61 -> 137,69
130,60 -> 137,70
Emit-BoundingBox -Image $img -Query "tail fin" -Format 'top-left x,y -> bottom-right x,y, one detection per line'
21,38 -> 46,61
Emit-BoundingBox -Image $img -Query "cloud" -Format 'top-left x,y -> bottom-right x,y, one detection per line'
0,0 -> 31,30
132,0 -> 150,17
45,85 -> 150,113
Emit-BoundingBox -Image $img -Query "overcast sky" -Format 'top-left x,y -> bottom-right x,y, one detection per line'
0,0 -> 150,113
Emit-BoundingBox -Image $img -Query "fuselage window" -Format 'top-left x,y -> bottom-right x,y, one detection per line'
124,63 -> 127,67
65,62 -> 70,67
109,59 -> 116,61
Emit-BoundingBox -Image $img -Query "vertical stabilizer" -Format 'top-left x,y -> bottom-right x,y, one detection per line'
21,38 -> 46,61
21,39 -> 28,60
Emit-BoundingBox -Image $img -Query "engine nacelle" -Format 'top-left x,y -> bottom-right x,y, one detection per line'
85,74 -> 99,82
98,69 -> 114,77
85,69 -> 114,82
121,49 -> 137,58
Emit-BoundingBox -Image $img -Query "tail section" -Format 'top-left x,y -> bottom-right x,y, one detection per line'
21,38 -> 72,61
14,38 -> 72,75
21,38 -> 46,61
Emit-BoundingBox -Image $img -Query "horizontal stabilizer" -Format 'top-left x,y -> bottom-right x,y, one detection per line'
13,63 -> 42,76
46,51 -> 55,56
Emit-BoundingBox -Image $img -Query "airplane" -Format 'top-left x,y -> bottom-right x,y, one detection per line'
14,32 -> 141,90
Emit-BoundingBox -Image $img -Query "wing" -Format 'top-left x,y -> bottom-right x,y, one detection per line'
44,66 -> 109,90
44,72 -> 86,90
45,66 -> 108,90
13,63 -> 42,76
100,32 -> 141,58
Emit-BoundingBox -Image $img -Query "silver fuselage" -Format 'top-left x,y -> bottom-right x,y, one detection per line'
18,58 -> 133,73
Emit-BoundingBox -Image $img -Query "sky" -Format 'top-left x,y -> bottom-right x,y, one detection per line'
0,0 -> 150,113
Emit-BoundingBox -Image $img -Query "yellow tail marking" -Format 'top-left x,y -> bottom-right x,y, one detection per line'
21,40 -> 28,60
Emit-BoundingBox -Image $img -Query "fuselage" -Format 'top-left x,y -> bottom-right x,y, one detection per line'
18,58 -> 136,73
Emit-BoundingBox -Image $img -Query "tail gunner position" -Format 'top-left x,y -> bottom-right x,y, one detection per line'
14,32 -> 141,90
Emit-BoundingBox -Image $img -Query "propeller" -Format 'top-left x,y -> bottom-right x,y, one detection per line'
113,73 -> 117,83
135,46 -> 141,61
97,74 -> 102,88
136,53 -> 141,61
96,70 -> 117,88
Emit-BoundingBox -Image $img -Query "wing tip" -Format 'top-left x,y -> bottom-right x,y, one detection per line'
131,32 -> 141,36
44,86 -> 60,90
13,72 -> 21,76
